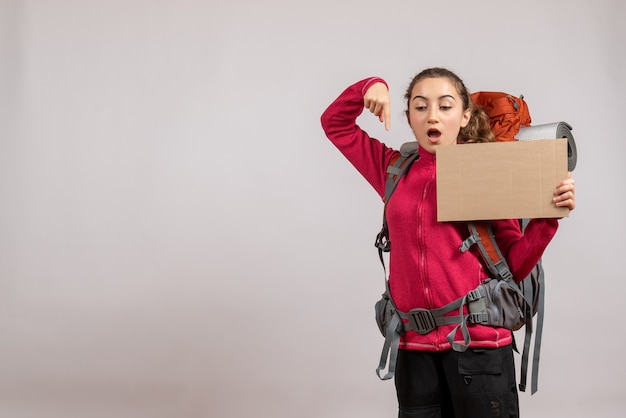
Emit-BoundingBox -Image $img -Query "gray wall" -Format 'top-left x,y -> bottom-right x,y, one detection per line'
0,0 -> 624,417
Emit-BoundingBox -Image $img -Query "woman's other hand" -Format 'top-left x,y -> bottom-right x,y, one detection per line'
554,172 -> 575,211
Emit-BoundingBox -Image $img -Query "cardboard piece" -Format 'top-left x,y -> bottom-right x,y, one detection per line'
436,139 -> 569,222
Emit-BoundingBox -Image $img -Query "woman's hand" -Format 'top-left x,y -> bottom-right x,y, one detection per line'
363,82 -> 391,130
553,172 -> 575,211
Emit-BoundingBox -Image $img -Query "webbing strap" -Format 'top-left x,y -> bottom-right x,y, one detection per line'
518,260 -> 545,394
445,289 -> 485,352
376,281 -> 405,380
376,312 -> 402,380
516,217 -> 544,394
398,294 -> 472,333
531,263 -> 545,394
447,298 -> 472,352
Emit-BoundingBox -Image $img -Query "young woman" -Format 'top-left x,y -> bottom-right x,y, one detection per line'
320,67 -> 575,418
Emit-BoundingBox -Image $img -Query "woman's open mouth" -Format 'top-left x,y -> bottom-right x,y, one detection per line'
427,129 -> 442,141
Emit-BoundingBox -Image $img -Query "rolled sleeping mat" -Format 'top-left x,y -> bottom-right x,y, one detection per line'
515,122 -> 577,171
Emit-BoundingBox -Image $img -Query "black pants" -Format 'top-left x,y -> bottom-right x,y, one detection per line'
395,346 -> 519,418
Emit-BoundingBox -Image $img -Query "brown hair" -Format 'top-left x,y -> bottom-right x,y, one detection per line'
404,67 -> 495,143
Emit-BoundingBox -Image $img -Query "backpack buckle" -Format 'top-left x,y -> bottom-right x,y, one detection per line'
407,308 -> 436,335
375,229 -> 391,252
468,312 -> 489,324
493,260 -> 514,281
466,288 -> 483,302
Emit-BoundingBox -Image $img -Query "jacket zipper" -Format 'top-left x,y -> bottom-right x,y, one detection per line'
418,170 -> 436,310
417,166 -> 437,345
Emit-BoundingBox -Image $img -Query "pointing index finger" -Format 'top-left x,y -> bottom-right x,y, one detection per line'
383,102 -> 390,131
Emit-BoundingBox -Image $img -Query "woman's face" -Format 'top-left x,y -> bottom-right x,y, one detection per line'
406,77 -> 471,154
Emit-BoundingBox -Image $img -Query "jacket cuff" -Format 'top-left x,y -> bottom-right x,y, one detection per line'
361,77 -> 388,96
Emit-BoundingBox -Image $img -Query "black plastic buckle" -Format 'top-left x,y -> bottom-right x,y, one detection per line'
468,312 -> 489,324
407,308 -> 436,335
494,261 -> 513,281
375,230 -> 391,252
466,288 -> 483,302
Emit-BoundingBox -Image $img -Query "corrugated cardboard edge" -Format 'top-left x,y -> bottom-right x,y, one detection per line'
437,139 -> 569,222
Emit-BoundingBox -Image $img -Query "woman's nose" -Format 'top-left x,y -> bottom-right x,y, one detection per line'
427,108 -> 438,123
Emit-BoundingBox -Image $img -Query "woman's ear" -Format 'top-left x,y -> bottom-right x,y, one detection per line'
460,108 -> 471,128
405,110 -> 410,126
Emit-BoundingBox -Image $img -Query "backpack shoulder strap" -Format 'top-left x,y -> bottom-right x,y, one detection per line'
375,143 -> 420,256
384,142 -> 419,203
459,221 -> 513,282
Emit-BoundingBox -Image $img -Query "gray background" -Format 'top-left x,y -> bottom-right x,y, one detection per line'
0,0 -> 624,417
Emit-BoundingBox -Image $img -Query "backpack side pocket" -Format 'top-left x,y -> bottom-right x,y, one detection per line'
375,292 -> 392,337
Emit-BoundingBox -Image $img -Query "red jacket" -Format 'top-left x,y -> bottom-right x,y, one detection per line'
321,78 -> 559,351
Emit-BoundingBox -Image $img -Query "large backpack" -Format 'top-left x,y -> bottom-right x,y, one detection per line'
373,92 -> 550,394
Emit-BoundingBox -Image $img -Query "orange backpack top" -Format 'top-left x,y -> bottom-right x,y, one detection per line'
471,91 -> 531,142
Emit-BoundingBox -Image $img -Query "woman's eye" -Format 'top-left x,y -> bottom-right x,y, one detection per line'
415,106 -> 427,111
440,105 -> 452,111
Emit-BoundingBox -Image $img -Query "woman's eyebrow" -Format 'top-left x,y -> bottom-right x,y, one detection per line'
411,94 -> 457,102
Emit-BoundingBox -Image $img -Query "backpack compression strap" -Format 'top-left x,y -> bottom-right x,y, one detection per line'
519,218 -> 545,394
517,259 -> 545,394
